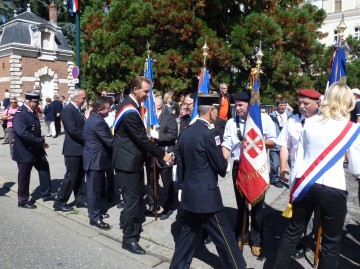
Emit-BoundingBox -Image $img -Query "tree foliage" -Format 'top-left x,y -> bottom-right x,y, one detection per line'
3,0 -> 359,104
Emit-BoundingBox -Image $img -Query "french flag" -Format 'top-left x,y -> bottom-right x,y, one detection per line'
69,0 -> 80,13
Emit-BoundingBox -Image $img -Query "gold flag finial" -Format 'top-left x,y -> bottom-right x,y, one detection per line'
202,36 -> 209,67
146,40 -> 151,60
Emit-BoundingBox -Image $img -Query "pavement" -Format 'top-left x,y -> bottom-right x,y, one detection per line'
0,122 -> 359,269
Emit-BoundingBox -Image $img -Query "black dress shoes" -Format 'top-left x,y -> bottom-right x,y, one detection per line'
101,213 -> 110,219
53,204 -> 74,212
293,247 -> 309,259
122,242 -> 146,255
18,203 -> 37,209
90,219 -> 110,230
43,192 -> 57,201
159,210 -> 173,220
76,201 -> 88,208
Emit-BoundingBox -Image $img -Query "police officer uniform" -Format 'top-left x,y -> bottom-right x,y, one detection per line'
13,91 -> 56,208
170,94 -> 247,269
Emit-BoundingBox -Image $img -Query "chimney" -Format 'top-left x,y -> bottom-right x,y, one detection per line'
49,1 -> 57,25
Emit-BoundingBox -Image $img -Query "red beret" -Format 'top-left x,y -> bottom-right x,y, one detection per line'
298,89 -> 321,100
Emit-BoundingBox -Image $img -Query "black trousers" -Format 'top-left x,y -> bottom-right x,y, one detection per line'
116,168 -> 145,243
214,117 -> 227,139
232,161 -> 264,247
55,156 -> 86,206
273,184 -> 348,269
17,155 -> 52,205
54,116 -> 61,136
170,210 -> 247,269
146,163 -> 174,212
86,170 -> 104,221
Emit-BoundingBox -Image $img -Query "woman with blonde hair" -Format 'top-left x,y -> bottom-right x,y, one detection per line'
163,92 -> 176,115
273,82 -> 360,269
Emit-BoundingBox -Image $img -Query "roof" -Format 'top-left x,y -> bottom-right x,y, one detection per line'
0,10 -> 71,51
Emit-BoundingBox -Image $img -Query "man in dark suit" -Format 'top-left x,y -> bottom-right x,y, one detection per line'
53,89 -> 87,212
146,97 -> 178,220
52,95 -> 63,137
170,94 -> 247,269
83,96 -> 114,230
113,76 -> 173,255
12,91 -> 56,209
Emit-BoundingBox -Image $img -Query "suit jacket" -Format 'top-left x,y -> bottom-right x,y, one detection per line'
12,105 -> 46,163
43,103 -> 56,121
177,119 -> 227,213
157,110 -> 178,148
52,99 -> 63,114
112,96 -> 165,172
83,112 -> 114,171
61,102 -> 85,156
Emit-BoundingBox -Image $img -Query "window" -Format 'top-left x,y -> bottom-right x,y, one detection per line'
355,27 -> 360,40
41,32 -> 51,49
334,29 -> 338,44
334,0 -> 342,12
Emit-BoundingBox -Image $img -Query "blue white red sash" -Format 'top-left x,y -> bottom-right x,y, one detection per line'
112,104 -> 140,134
290,121 -> 360,203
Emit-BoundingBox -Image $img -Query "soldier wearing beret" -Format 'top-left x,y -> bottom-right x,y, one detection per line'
12,91 -> 56,209
276,88 -> 321,259
170,94 -> 247,269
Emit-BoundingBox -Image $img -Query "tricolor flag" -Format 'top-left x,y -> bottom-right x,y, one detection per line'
236,68 -> 269,205
69,0 -> 80,13
190,67 -> 210,121
143,58 -> 158,127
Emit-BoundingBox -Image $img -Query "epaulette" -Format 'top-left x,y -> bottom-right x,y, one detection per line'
207,123 -> 215,129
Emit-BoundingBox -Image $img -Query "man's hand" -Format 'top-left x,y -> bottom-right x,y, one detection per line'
149,130 -> 159,140
280,169 -> 289,183
163,152 -> 173,165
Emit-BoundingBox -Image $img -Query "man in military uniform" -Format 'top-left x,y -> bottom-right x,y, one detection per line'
12,91 -> 56,209
170,94 -> 247,269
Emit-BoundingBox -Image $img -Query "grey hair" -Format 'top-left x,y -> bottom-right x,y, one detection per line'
70,89 -> 83,101
155,97 -> 163,106
198,105 -> 212,115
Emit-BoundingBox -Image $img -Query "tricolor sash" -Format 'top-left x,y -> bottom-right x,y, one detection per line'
290,121 -> 360,203
112,104 -> 140,135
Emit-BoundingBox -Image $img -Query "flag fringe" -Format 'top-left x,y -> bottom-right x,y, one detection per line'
235,182 -> 269,206
282,203 -> 293,218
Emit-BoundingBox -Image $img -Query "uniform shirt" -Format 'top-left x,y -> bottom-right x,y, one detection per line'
276,113 -> 305,167
350,99 -> 360,123
293,115 -> 360,191
222,113 -> 277,161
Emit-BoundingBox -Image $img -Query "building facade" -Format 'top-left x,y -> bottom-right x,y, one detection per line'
0,3 -> 76,107
306,0 -> 360,46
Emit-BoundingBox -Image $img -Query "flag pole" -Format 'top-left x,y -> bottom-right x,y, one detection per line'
145,41 -> 158,221
75,7 -> 81,87
240,42 -> 264,252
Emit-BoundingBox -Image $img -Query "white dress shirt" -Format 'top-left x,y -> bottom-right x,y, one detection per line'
292,115 -> 360,191
222,113 -> 277,161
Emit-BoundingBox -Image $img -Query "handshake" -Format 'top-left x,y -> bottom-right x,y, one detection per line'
163,152 -> 175,166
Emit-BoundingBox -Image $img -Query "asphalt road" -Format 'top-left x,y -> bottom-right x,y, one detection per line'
0,187 -> 152,269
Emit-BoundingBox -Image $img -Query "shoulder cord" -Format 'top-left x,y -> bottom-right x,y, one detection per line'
235,115 -> 243,142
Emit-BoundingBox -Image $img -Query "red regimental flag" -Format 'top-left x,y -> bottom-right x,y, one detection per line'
236,71 -> 269,205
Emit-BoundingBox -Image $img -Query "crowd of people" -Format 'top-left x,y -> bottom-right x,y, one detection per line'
2,78 -> 360,269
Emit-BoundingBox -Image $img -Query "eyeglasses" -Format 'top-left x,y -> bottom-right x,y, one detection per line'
184,102 -> 193,107
10,102 -> 17,104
